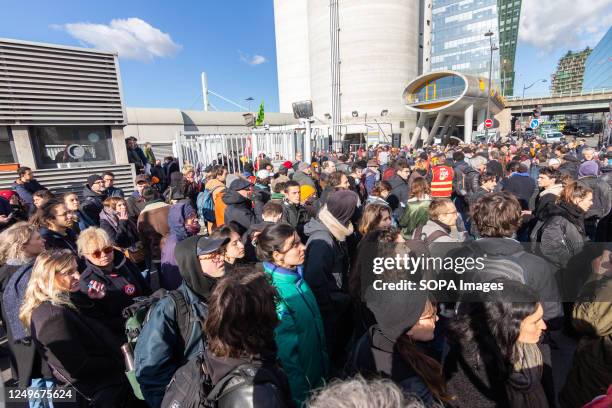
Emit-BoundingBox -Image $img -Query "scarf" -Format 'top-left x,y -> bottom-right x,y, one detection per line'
506,342 -> 549,408
558,200 -> 586,235
99,207 -> 119,232
540,183 -> 563,197
318,207 -> 354,242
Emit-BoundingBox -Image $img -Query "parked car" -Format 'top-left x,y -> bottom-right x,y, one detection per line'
542,131 -> 565,143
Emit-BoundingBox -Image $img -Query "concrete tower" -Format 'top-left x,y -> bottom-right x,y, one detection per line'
274,0 -> 421,147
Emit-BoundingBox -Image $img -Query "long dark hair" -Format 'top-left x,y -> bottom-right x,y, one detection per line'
255,223 -> 296,262
447,280 -> 539,379
29,198 -> 64,229
396,301 -> 453,403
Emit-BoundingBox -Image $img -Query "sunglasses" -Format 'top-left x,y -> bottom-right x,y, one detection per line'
91,246 -> 113,258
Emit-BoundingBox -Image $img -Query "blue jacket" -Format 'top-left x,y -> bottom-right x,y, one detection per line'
12,180 -> 46,214
134,282 -> 207,408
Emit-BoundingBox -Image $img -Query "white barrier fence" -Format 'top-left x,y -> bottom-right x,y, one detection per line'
174,130 -> 303,173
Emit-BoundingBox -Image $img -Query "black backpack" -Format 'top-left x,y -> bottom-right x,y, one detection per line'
161,353 -> 286,408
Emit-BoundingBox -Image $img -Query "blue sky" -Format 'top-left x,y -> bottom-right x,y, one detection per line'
2,0 -> 610,110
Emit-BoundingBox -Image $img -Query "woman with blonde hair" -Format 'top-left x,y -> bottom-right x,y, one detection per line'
20,250 -> 143,407
358,203 -> 393,236
99,196 -> 139,249
0,222 -> 49,397
62,192 -> 96,234
77,227 -> 150,337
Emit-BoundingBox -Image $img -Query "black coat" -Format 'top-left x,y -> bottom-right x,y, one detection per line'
40,227 -> 78,254
501,174 -> 538,210
453,161 -> 480,198
100,218 -> 140,249
346,326 -> 437,406
559,156 -> 580,178
252,184 -> 271,223
79,250 -> 150,338
387,175 -> 410,211
281,200 -> 311,242
30,299 -> 129,403
81,185 -> 106,226
222,190 -> 256,235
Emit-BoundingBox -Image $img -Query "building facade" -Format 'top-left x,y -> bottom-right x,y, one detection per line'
550,48 -> 592,94
274,0 -> 421,147
430,0 -> 520,97
582,27 -> 612,91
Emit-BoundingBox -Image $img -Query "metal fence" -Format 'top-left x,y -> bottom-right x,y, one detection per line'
174,130 -> 304,174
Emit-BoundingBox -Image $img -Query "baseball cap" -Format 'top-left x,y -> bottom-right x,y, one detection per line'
229,178 -> 252,191
196,236 -> 230,256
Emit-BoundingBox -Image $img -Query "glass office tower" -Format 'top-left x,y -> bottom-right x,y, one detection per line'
582,27 -> 612,91
430,0 -> 520,96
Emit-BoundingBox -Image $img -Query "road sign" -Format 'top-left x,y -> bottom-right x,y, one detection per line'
530,118 -> 540,129
484,119 -> 493,129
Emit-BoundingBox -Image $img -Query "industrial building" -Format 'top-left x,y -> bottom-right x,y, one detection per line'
550,48 -> 592,95
429,0 -> 521,97
273,0 -> 422,147
582,27 -> 612,91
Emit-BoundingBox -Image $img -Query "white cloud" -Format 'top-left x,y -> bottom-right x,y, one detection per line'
239,50 -> 267,66
54,18 -> 181,61
519,0 -> 612,53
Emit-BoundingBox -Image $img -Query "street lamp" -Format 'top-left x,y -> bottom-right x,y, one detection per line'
520,79 -> 547,135
245,97 -> 254,112
484,31 -> 498,139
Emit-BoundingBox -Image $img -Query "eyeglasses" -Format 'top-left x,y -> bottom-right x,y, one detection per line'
90,246 -> 113,259
54,212 -> 69,219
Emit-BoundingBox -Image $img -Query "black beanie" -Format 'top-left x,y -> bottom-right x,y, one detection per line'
326,190 -> 358,225
87,174 -> 102,187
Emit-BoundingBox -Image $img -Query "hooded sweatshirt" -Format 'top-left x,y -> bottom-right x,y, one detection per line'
135,235 -> 213,408
80,184 -> 106,225
222,189 -> 256,235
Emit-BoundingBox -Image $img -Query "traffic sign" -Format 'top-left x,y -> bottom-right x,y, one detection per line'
530,119 -> 540,129
484,119 -> 493,129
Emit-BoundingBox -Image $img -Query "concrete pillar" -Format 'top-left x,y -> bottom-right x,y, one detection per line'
427,113 -> 446,144
464,104 -> 474,144
421,126 -> 430,146
11,126 -> 36,168
111,127 -> 129,165
476,108 -> 486,131
410,113 -> 428,146
439,116 -> 454,140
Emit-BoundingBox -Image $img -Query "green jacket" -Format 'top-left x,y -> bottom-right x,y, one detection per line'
398,197 -> 431,239
263,262 -> 328,406
559,274 -> 612,408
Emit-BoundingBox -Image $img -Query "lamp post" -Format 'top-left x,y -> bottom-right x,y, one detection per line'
245,97 -> 254,112
484,31 -> 498,139
520,79 -> 547,136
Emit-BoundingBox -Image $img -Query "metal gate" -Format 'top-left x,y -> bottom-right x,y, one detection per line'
174,130 -> 303,173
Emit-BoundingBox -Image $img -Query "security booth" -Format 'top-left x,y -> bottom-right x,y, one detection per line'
0,38 -> 134,194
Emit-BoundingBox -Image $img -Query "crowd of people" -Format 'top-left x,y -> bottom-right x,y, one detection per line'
0,136 -> 611,407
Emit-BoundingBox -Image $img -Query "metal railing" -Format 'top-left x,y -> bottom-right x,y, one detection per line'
406,86 -> 465,104
505,88 -> 611,101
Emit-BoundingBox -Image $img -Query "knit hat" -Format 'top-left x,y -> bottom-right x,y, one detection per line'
282,160 -> 293,170
229,178 -> 252,191
548,158 -> 561,167
298,162 -> 311,172
365,283 -> 428,341
579,160 -> 599,177
300,184 -> 316,202
87,174 -> 103,187
326,190 -> 358,225
225,174 -> 239,188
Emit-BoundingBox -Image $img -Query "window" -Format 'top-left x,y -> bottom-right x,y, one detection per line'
0,127 -> 17,164
30,126 -> 114,169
